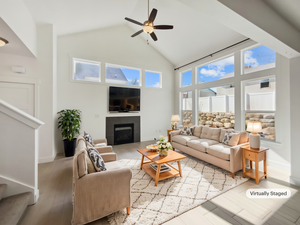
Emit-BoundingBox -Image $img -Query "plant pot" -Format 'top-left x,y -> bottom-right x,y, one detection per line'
158,148 -> 168,156
63,138 -> 77,157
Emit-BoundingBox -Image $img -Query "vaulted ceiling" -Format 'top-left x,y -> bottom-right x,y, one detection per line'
6,0 -> 300,65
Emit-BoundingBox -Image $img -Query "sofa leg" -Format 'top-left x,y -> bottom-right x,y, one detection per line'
231,173 -> 235,179
126,206 -> 130,215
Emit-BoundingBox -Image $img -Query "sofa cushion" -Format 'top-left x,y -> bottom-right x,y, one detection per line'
187,139 -> 219,153
105,161 -> 122,171
172,135 -> 199,146
200,127 -> 221,141
180,126 -> 193,136
84,131 -> 94,146
88,148 -> 107,172
193,126 -> 203,138
206,143 -> 231,161
222,130 -> 240,146
238,131 -> 248,144
219,128 -> 234,143
94,143 -> 107,147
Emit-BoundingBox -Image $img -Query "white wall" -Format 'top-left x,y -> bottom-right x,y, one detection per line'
56,25 -> 174,153
0,24 -> 57,163
174,40 -> 292,171
0,0 -> 37,56
290,56 -> 300,185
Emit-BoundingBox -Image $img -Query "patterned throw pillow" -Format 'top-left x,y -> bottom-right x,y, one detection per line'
88,148 -> 107,172
180,126 -> 193,136
84,131 -> 94,146
222,130 -> 240,146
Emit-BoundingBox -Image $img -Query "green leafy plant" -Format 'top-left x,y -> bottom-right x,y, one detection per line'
57,109 -> 81,141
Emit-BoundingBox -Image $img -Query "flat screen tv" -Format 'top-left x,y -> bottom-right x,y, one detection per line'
109,86 -> 140,112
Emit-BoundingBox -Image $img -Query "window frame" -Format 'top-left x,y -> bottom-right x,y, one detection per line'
180,68 -> 193,88
71,57 -> 101,83
181,90 -> 193,126
105,63 -> 142,87
144,69 -> 162,88
196,54 -> 235,85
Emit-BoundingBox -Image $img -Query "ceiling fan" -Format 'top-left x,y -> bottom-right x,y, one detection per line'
124,0 -> 173,41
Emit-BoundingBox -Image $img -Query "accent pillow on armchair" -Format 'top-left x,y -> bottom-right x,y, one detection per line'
87,148 -> 107,172
83,131 -> 94,146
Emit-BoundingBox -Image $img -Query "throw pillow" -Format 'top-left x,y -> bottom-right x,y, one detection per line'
180,126 -> 193,136
222,130 -> 240,146
84,131 -> 94,146
87,148 -> 107,172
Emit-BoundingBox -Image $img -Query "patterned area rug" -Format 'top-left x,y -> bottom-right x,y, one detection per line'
108,152 -> 249,225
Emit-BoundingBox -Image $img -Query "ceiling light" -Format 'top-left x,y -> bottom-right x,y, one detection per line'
143,23 -> 154,34
0,37 -> 9,47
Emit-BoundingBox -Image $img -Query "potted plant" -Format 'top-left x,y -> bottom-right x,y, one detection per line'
57,109 -> 81,157
157,135 -> 173,156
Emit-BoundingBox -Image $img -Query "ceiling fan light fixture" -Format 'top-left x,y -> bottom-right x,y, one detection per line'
0,37 -> 9,47
143,24 -> 154,34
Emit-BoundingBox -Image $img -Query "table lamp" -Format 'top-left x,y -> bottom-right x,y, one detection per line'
171,115 -> 180,130
247,121 -> 262,149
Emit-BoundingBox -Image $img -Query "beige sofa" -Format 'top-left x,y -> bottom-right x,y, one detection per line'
72,136 -> 132,225
171,126 -> 249,178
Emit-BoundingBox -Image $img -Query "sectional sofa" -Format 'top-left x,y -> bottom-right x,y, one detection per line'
171,126 -> 249,178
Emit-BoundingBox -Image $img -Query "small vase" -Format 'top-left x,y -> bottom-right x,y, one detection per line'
158,148 -> 168,156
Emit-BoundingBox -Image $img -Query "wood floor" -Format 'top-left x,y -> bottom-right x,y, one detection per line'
19,141 -> 300,225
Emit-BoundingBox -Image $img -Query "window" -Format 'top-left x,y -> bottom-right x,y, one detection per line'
182,91 -> 193,126
73,58 -> 100,82
244,77 -> 276,140
145,71 -> 161,88
181,70 -> 192,87
243,45 -> 275,74
197,56 -> 234,84
199,85 -> 235,128
106,64 -> 141,86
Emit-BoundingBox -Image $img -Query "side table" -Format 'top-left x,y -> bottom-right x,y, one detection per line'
167,129 -> 173,142
242,145 -> 269,184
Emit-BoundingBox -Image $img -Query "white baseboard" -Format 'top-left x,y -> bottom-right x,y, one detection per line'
267,159 -> 290,171
0,175 -> 38,205
290,176 -> 300,186
38,154 -> 57,164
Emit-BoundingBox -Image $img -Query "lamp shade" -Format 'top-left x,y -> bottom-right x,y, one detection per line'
247,121 -> 262,133
171,115 -> 180,122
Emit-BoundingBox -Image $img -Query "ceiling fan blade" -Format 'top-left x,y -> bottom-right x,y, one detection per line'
150,32 -> 158,41
148,8 -> 157,23
125,17 -> 143,26
153,25 -> 174,30
131,30 -> 143,37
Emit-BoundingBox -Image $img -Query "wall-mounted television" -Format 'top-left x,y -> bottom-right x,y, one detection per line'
109,86 -> 140,112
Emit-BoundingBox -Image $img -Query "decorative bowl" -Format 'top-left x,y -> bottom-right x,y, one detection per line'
146,144 -> 158,152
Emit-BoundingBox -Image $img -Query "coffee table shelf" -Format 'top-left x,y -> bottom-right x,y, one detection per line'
142,163 -> 180,181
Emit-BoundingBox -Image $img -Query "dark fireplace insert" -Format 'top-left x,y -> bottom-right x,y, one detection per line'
114,123 -> 134,145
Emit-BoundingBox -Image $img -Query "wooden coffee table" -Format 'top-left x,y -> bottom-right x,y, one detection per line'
137,149 -> 186,186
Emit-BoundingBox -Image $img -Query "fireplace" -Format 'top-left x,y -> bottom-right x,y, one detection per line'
114,124 -> 134,145
106,116 -> 140,145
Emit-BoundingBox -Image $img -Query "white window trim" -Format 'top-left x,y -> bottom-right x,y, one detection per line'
196,54 -> 235,85
181,68 -> 193,88
144,69 -> 162,88
71,57 -> 101,83
105,63 -> 142,87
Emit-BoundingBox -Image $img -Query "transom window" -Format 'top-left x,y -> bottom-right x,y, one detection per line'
106,64 -> 141,86
181,70 -> 192,87
243,45 -> 276,74
145,70 -> 161,88
197,56 -> 234,84
73,58 -> 101,82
